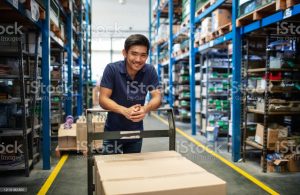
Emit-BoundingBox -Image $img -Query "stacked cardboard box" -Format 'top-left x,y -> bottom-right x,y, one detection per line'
94,151 -> 226,195
58,124 -> 77,149
211,9 -> 231,32
254,123 -> 288,149
76,115 -> 105,150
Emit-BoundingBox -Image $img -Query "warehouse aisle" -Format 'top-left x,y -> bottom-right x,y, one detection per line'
45,115 -> 272,195
1,115 -> 299,194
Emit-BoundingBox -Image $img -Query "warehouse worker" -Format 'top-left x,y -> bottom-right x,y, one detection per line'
99,34 -> 161,154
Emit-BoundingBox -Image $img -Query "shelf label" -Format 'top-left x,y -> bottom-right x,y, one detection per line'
283,8 -> 292,19
7,0 -> 18,9
209,41 -> 213,47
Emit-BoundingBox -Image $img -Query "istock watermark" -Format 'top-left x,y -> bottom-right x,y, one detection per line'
0,141 -> 23,154
276,21 -> 300,41
0,22 -> 23,35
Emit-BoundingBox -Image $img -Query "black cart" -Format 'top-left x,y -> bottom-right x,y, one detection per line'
86,108 -> 176,195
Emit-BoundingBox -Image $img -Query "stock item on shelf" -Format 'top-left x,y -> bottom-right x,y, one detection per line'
238,0 -> 273,17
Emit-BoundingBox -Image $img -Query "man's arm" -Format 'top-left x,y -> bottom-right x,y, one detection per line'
144,89 -> 161,113
99,86 -> 141,120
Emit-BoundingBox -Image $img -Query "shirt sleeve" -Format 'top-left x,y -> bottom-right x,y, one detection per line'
100,64 -> 114,89
148,65 -> 160,92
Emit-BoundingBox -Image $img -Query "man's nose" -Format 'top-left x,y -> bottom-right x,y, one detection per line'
135,55 -> 142,62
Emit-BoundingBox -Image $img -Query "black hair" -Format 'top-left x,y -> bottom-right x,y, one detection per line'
124,34 -> 150,54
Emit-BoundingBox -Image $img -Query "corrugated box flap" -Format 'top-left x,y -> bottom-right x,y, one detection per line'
58,124 -> 77,137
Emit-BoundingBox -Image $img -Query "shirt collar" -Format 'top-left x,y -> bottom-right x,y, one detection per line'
119,59 -> 147,74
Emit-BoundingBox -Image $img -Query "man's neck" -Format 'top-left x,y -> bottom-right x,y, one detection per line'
126,64 -> 137,80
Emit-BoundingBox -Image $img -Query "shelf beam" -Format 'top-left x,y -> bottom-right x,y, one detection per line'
196,32 -> 232,53
240,4 -> 300,35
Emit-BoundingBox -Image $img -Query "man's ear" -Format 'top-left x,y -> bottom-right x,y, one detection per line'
122,49 -> 127,58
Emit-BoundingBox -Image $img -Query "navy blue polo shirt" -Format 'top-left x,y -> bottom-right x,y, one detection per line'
100,60 -> 160,132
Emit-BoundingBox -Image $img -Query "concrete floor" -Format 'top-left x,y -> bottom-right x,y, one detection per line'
0,115 -> 300,195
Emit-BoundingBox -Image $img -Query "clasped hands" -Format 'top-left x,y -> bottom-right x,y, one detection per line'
122,104 -> 148,122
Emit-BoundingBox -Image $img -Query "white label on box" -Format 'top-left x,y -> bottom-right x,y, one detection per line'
255,135 -> 261,144
283,8 -> 292,19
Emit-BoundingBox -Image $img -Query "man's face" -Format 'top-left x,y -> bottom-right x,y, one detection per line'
123,45 -> 148,72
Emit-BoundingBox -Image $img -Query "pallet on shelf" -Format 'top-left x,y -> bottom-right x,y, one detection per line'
214,23 -> 232,37
196,0 -> 216,16
236,0 -> 297,27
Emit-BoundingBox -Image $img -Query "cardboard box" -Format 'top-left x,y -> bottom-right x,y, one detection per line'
261,157 -> 288,173
285,154 -> 300,172
255,123 -> 279,149
94,151 -> 226,195
202,118 -> 207,133
76,117 -> 87,150
102,172 -> 226,195
196,113 -> 201,126
58,124 -> 77,148
211,9 -> 231,32
92,116 -> 105,149
94,151 -> 182,163
76,116 -> 105,150
255,123 -> 288,148
201,17 -> 212,37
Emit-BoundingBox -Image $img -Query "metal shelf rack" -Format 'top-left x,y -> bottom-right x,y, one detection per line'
0,0 -> 91,171
149,0 -> 300,163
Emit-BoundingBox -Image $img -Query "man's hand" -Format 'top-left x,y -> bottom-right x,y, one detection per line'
121,104 -> 141,120
129,106 -> 148,122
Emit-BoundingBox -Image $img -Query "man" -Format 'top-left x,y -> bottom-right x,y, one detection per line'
99,34 -> 161,154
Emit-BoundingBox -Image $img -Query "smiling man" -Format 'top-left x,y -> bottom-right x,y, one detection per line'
99,34 -> 161,154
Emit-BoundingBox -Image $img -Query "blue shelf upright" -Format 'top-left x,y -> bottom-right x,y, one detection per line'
77,1 -> 84,116
66,4 -> 73,116
155,0 -> 162,86
231,0 -> 242,162
168,0 -> 173,108
189,0 -> 196,135
41,0 -> 51,170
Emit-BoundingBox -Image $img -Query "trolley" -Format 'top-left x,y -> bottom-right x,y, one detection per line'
86,108 -> 176,195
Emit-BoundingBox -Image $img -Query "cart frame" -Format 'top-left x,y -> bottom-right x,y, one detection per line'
86,108 -> 176,195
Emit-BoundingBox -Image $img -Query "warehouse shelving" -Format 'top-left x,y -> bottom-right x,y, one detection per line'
199,49 -> 231,139
150,0 -> 300,164
0,0 -> 91,172
0,29 -> 42,176
50,48 -> 65,137
241,35 -> 300,172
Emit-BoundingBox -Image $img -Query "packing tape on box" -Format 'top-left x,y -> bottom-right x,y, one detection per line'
100,171 -> 205,182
